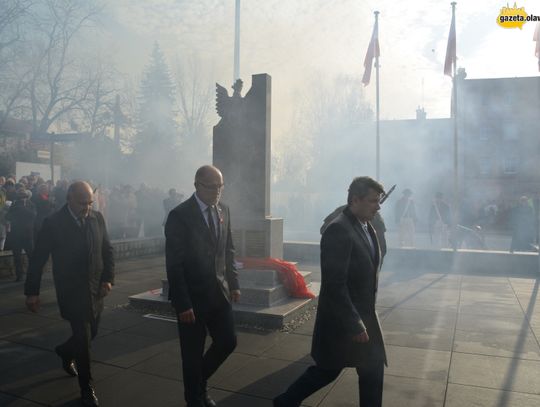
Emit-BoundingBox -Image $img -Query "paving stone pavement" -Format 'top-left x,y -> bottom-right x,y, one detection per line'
1,253 -> 539,406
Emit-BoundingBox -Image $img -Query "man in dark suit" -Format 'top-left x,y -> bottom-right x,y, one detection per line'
25,181 -> 114,407
165,165 -> 240,407
275,176 -> 387,407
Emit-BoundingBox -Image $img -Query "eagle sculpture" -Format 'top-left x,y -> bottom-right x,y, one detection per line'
215,79 -> 244,120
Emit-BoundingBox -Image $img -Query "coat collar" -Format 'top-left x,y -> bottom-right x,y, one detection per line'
62,204 -> 97,221
343,206 -> 380,268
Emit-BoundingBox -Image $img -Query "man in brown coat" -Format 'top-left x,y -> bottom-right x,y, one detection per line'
25,181 -> 114,407
275,176 -> 387,407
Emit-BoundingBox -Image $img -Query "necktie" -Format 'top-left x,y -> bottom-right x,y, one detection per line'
362,223 -> 376,259
78,217 -> 86,229
206,206 -> 217,241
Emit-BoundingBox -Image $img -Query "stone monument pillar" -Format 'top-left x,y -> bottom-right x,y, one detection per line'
213,73 -> 283,258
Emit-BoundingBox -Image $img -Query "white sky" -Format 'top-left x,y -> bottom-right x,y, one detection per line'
104,0 -> 540,127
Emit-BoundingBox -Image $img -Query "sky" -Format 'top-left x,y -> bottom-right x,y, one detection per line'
103,0 -> 540,114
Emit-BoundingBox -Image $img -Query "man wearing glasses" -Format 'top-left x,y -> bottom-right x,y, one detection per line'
165,165 -> 241,407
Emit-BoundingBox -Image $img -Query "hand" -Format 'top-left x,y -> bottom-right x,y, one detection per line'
100,282 -> 112,297
352,330 -> 369,343
230,289 -> 241,303
178,308 -> 196,324
26,295 -> 40,313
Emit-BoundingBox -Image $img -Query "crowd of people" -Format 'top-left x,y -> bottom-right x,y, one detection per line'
393,188 -> 538,251
0,174 -> 184,280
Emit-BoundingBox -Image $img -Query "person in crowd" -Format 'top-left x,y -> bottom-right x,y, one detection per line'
53,179 -> 69,210
0,184 -> 8,251
106,186 -> 124,239
4,178 -> 17,201
122,185 -> 139,238
135,183 -> 163,237
26,174 -> 37,190
275,176 -> 387,407
6,189 -> 36,281
394,188 -> 417,247
510,195 -> 536,252
24,181 -> 114,407
165,165 -> 240,407
429,192 -> 451,249
163,188 -> 184,226
18,176 -> 28,187
33,183 -> 54,236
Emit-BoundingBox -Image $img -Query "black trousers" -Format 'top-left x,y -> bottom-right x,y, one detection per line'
57,316 -> 100,391
177,290 -> 237,406
12,240 -> 33,279
275,361 -> 384,407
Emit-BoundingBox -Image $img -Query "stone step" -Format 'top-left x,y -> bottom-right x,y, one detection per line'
162,271 -> 312,304
237,283 -> 288,306
238,268 -> 281,286
232,282 -> 321,329
129,282 -> 321,330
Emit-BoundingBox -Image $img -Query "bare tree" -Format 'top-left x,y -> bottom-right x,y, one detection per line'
0,0 -> 34,127
21,0 -> 103,134
174,55 -> 215,173
65,60 -> 119,138
0,0 -> 32,54
175,56 -> 214,142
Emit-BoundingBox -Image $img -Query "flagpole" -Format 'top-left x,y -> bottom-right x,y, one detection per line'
374,10 -> 380,181
451,1 -> 459,250
234,0 -> 241,81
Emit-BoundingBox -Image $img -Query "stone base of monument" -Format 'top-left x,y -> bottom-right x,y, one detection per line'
128,268 -> 320,330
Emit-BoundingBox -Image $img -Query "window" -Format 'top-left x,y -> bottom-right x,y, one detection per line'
503,155 -> 519,174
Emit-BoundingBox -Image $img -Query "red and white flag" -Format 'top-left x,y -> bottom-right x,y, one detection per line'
534,22 -> 540,71
362,17 -> 380,86
444,10 -> 456,77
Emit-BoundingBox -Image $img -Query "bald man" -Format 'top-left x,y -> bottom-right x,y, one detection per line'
25,181 -> 114,407
165,165 -> 240,407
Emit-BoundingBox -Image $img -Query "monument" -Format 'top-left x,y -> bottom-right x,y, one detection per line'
129,74 -> 319,329
213,74 -> 283,258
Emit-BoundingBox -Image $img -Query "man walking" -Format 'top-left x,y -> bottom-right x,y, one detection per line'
165,165 -> 240,407
25,181 -> 114,407
275,176 -> 387,407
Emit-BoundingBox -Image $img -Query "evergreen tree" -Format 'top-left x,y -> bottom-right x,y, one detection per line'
135,42 -> 177,150
131,43 -> 178,183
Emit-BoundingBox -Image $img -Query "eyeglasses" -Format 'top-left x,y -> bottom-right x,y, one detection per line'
197,182 -> 224,191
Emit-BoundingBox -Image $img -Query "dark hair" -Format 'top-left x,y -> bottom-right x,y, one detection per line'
347,176 -> 384,205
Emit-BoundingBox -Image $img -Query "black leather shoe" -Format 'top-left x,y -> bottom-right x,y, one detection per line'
80,387 -> 99,406
55,346 -> 78,377
202,392 -> 217,407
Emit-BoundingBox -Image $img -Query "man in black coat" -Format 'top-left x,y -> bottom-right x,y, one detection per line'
165,165 -> 240,407
275,176 -> 387,407
6,189 -> 36,281
25,181 -> 114,407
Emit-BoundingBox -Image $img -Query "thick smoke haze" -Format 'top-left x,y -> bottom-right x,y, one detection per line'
2,0 -> 539,246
